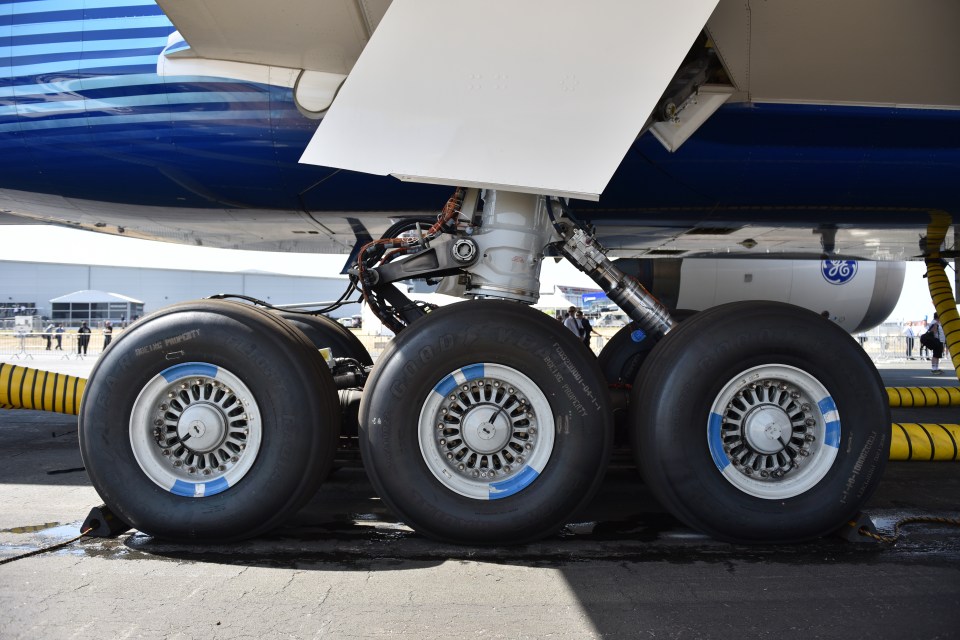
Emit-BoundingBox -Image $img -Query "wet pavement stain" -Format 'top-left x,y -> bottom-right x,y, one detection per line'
1,521 -> 61,534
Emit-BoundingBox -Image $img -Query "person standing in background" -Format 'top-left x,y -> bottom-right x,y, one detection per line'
103,322 -> 113,349
926,313 -> 947,375
576,310 -> 597,350
77,322 -> 91,355
563,306 -> 580,337
903,324 -> 915,359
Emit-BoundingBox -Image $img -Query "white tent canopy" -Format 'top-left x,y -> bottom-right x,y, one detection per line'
50,290 -> 143,304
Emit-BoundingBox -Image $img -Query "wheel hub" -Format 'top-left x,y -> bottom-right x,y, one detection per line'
418,363 -> 556,500
459,405 -> 512,454
177,403 -> 227,453
436,378 -> 537,480
130,364 -> 262,496
720,379 -> 814,478
708,364 -> 840,500
742,405 -> 791,454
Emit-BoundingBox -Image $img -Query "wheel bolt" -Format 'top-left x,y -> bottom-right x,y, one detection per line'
160,403 -> 168,411
441,408 -> 448,414
790,391 -> 801,399
529,427 -> 536,435
173,460 -> 182,467
180,383 -> 188,390
743,467 -> 753,475
473,471 -> 479,478
162,449 -> 170,456
525,443 -> 532,450
446,453 -> 454,460
231,456 -> 238,462
458,464 -> 465,471
439,439 -> 446,445
509,388 -> 515,394
187,467 -> 196,474
801,403 -> 811,412
154,418 -> 163,426
760,470 -> 769,478
202,469 -> 210,475
168,392 -> 175,399
218,465 -> 225,471
804,434 -> 816,442
799,449 -> 810,457
805,418 -> 816,426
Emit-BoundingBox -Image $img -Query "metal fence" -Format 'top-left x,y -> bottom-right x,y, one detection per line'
856,334 -> 938,363
0,331 -> 110,360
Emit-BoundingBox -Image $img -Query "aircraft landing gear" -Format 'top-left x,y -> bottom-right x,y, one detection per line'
79,300 -> 340,541
632,301 -> 890,542
359,300 -> 612,544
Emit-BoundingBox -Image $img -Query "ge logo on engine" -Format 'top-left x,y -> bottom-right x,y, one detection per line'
821,260 -> 857,285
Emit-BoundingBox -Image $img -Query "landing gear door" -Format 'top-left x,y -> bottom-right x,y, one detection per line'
302,0 -> 720,200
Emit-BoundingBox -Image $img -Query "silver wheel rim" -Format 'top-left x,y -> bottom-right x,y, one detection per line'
129,362 -> 262,497
418,363 -> 555,500
707,364 -> 840,500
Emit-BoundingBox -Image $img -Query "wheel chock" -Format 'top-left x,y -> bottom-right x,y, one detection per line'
833,511 -> 880,543
81,504 -> 131,538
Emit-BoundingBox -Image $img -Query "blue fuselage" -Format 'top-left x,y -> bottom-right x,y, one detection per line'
2,0 -> 959,227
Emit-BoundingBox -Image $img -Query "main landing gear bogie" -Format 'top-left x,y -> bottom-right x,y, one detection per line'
631,301 -> 890,543
358,300 -> 613,545
79,299 -> 340,542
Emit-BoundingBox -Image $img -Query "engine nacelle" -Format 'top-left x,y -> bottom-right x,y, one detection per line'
617,258 -> 905,334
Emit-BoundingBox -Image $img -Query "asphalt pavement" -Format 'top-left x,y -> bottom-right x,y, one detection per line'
0,357 -> 958,639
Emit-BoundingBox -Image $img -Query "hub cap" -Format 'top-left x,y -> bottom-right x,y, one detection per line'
129,363 -> 262,497
707,364 -> 840,500
418,364 -> 555,500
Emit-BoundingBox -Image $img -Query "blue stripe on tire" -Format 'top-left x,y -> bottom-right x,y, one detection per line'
160,362 -> 218,383
708,412 -> 729,471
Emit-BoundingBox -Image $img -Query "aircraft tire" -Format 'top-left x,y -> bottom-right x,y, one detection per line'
273,310 -> 372,366
358,300 -> 612,544
597,310 -> 696,385
79,299 -> 339,541
632,300 -> 889,543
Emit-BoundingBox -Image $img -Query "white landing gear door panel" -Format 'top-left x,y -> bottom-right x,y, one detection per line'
301,0 -> 719,200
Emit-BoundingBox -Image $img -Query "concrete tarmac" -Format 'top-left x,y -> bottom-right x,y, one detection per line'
0,357 -> 958,639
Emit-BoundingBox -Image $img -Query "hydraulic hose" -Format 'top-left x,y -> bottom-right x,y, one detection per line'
887,386 -> 960,407
891,423 -> 960,461
0,362 -> 85,415
923,211 -> 960,376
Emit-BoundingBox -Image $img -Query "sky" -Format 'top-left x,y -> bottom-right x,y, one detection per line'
0,225 -> 940,325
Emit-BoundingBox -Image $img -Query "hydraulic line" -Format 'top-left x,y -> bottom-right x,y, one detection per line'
0,362 -> 85,415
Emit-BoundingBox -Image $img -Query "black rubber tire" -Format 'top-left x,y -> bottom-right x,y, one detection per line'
597,310 -> 697,385
78,299 -> 340,542
359,300 -> 613,545
633,301 -> 890,543
273,311 -> 372,366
